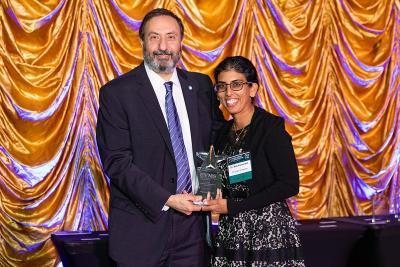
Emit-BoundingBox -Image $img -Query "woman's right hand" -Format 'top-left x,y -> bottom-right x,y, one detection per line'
202,189 -> 228,214
215,188 -> 222,199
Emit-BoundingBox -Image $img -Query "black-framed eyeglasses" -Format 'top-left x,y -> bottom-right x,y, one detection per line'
214,80 -> 252,93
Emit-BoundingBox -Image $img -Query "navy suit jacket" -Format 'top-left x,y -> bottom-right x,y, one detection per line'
96,63 -> 222,265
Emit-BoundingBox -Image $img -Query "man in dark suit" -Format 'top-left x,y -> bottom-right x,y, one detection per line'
96,8 -> 222,267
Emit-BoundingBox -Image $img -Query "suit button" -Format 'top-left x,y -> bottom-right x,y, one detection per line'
170,177 -> 174,183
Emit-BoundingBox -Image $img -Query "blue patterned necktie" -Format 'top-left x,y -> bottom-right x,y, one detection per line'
164,81 -> 192,193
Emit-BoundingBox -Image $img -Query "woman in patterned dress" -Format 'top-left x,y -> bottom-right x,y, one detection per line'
202,56 -> 305,267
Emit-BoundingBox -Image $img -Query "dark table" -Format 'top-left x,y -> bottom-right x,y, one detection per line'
335,215 -> 400,267
51,231 -> 115,267
52,215 -> 400,267
297,218 -> 366,267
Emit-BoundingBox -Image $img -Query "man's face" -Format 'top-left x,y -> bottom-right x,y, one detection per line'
142,15 -> 182,74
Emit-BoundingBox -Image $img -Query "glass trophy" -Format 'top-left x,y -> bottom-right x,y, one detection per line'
370,189 -> 387,224
396,192 -> 400,221
196,146 -> 225,199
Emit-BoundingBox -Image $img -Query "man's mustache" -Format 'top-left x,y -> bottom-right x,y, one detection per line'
153,50 -> 172,56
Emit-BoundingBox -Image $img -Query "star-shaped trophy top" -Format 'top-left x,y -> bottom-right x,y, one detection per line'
196,145 -> 225,170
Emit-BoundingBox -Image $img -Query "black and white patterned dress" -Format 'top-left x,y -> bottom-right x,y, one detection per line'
212,126 -> 305,267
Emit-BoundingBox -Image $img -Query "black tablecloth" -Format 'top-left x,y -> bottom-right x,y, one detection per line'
336,215 -> 400,267
51,231 -> 115,267
52,215 -> 400,267
297,218 -> 366,267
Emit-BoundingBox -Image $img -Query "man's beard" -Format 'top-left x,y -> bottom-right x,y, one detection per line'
144,48 -> 181,74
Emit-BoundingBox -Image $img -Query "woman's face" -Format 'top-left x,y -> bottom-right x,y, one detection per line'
216,70 -> 258,116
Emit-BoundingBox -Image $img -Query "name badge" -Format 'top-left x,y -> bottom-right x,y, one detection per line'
227,152 -> 252,184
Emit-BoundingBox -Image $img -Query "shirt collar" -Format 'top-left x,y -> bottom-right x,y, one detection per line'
144,63 -> 180,88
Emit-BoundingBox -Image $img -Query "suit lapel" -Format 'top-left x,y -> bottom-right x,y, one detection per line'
178,69 -> 200,157
135,64 -> 174,158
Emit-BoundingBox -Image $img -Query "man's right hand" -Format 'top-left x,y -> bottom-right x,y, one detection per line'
166,194 -> 203,215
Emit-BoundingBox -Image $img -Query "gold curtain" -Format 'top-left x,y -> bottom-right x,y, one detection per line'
0,0 -> 399,265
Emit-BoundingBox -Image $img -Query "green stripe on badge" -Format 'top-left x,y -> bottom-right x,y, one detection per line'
229,171 -> 252,184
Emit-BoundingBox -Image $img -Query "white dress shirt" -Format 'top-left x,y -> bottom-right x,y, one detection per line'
144,64 -> 198,196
